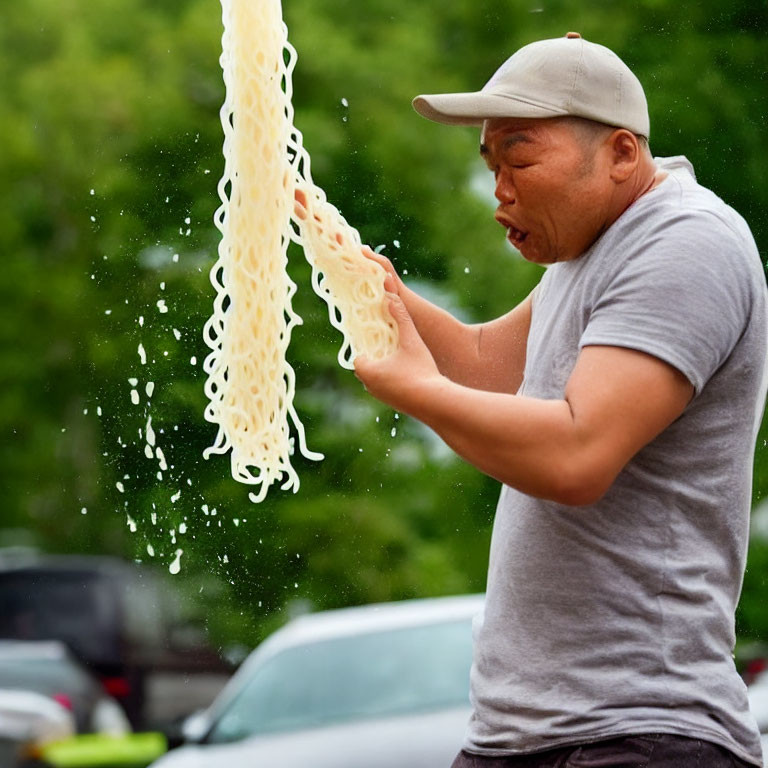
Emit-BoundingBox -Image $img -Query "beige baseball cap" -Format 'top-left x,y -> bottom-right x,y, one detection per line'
412,33 -> 650,138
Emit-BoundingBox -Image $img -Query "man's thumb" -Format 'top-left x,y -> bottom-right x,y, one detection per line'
386,292 -> 411,326
385,292 -> 419,347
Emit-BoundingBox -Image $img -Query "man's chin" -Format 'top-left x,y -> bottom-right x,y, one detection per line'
516,243 -> 549,265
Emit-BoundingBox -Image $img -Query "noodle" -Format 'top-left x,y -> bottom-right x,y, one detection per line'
203,0 -> 398,502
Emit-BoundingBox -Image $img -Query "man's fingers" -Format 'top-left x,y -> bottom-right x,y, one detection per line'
385,292 -> 418,345
362,245 -> 394,272
361,245 -> 403,292
293,187 -> 309,220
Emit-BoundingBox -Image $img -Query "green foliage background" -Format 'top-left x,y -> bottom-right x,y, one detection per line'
1,0 -> 767,648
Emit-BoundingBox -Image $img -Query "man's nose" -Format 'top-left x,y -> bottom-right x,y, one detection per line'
495,173 -> 515,204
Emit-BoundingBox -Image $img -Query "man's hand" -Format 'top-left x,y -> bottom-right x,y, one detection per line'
354,292 -> 444,413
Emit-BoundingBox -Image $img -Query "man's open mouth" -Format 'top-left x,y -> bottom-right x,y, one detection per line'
507,226 -> 528,247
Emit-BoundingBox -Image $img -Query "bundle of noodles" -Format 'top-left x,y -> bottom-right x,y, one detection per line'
204,0 -> 398,502
292,179 -> 399,370
203,0 -> 321,503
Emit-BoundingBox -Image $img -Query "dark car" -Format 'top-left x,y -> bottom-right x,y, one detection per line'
0,640 -> 129,735
0,551 -> 232,729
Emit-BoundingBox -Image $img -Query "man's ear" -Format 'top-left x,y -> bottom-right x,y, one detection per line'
608,130 -> 641,182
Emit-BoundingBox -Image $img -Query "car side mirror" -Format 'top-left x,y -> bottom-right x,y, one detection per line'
181,710 -> 211,744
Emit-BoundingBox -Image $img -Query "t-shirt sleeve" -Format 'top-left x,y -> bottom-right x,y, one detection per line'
579,213 -> 754,395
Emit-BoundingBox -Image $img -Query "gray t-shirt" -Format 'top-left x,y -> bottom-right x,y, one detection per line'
465,156 -> 768,765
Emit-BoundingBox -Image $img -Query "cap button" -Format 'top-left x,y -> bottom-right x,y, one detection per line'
565,31 -> 582,39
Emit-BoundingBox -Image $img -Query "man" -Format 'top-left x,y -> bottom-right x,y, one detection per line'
354,34 -> 768,767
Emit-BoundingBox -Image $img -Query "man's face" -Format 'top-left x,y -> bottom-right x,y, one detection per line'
481,117 -> 614,264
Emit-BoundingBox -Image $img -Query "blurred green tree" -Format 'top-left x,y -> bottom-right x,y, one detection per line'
0,0 -> 766,647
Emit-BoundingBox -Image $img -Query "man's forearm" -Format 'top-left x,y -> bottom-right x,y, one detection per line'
400,373 -> 605,506
399,284 -> 482,385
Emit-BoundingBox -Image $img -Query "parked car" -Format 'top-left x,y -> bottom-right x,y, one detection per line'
0,688 -> 74,767
149,594 -> 483,768
0,550 -> 233,729
0,640 -> 130,735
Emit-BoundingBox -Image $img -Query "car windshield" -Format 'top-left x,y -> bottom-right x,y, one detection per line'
206,617 -> 473,742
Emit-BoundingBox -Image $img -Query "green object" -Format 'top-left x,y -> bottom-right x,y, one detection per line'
40,733 -> 167,768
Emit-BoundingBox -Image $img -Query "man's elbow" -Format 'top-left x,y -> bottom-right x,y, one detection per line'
547,462 -> 615,507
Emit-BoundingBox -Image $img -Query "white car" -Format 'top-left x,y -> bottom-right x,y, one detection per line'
150,594 -> 484,768
0,688 -> 74,766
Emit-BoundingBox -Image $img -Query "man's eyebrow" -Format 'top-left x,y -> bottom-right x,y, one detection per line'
479,133 -> 534,156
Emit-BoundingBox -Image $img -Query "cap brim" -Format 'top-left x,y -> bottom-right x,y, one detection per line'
412,91 -> 568,126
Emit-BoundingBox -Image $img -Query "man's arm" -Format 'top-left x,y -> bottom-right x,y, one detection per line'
356,293 -> 693,506
364,247 -> 532,394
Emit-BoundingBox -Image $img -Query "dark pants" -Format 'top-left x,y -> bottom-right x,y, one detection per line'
451,733 -> 754,768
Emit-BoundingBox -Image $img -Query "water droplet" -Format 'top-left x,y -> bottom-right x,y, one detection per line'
156,299 -> 168,314
130,389 -> 140,405
138,344 -> 147,365
341,97 -> 349,107
169,549 -> 183,575
190,356 -> 197,365
393,240 -> 401,248
147,543 -> 155,557
116,482 -> 125,493
172,328 -> 181,341
80,507 -> 87,515
464,266 -> 470,274
145,381 -> 155,398
146,416 -> 156,447
390,427 -> 397,437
